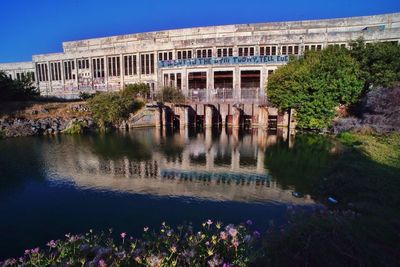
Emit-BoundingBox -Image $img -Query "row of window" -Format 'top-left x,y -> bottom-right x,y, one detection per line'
158,44 -> 332,59
15,72 -> 35,81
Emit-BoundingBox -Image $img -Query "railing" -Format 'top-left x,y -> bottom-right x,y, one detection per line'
187,88 -> 265,104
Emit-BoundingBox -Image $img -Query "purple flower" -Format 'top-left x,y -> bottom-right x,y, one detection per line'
120,232 -> 127,239
228,227 -> 237,237
222,263 -> 233,267
31,248 -> 39,254
220,231 -> 227,240
24,249 -> 30,255
98,259 -> 106,267
206,219 -> 213,225
47,240 -> 57,248
246,219 -> 253,225
166,229 -> 173,237
144,227 -> 149,232
253,230 -> 261,238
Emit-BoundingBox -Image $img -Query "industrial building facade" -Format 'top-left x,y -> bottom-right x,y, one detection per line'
1,13 -> 399,101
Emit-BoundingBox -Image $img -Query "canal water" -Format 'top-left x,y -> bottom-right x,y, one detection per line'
0,127 -> 338,259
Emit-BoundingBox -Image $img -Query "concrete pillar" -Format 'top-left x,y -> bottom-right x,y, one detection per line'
232,106 -> 242,128
155,107 -> 162,127
257,106 -> 269,128
162,107 -> 172,127
204,105 -> 214,128
256,147 -> 265,174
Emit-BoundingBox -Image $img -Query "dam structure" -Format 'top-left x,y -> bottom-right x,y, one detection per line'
1,13 -> 399,128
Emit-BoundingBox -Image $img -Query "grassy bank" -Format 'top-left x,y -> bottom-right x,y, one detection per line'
260,132 -> 400,266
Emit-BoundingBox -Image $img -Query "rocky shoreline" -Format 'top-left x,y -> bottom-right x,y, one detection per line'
0,102 -> 97,138
0,117 -> 96,138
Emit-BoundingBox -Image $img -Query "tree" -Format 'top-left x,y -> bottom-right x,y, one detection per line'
0,71 -> 39,102
349,39 -> 400,90
267,47 -> 363,129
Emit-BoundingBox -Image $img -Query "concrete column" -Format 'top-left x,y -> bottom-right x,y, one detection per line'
74,58 -> 78,89
257,106 -> 269,128
120,54 -> 124,89
104,56 -> 108,91
256,147 -> 265,174
205,127 -> 214,171
162,107 -> 172,127
204,105 -> 213,128
232,106 -> 242,128
155,107 -> 162,127
231,148 -> 240,171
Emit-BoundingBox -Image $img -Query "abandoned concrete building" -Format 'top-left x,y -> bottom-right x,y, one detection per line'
1,13 -> 400,128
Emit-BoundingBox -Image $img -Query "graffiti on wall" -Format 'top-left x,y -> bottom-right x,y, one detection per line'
158,55 -> 289,68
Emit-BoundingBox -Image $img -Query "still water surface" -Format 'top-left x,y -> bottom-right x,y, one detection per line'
0,127 -> 338,259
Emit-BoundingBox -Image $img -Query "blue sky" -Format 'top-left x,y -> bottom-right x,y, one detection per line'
0,0 -> 399,63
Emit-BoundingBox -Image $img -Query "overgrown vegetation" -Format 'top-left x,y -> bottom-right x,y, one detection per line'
87,88 -> 144,129
123,83 -> 150,98
63,120 -> 89,134
1,221 -> 259,267
0,71 -> 39,102
267,40 -> 400,130
349,39 -> 400,90
267,46 -> 363,129
258,132 -> 400,266
156,86 -> 185,103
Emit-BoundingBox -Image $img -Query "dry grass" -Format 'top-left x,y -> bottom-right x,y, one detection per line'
0,101 -> 90,120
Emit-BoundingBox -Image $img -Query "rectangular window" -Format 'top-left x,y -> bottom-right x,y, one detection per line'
177,73 -> 182,90
238,48 -> 243,56
145,54 -> 150,74
249,47 -> 254,56
271,46 -> 277,55
92,58 -> 105,78
260,47 -> 265,56
294,45 -> 299,54
281,46 -> 287,55
141,55 -> 145,74
177,51 -> 182,60
288,46 -> 293,55
317,45 -> 322,51
150,54 -> 154,74
140,53 -> 154,75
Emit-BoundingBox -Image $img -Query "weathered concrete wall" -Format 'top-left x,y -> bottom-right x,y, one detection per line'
1,13 -> 399,99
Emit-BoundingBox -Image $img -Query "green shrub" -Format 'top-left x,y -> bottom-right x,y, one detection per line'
63,120 -> 87,134
123,83 -> 150,98
87,91 -> 144,129
156,86 -> 185,103
79,92 -> 95,101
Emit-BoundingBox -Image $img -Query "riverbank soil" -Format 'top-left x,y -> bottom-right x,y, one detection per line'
257,133 -> 400,267
0,101 -> 89,120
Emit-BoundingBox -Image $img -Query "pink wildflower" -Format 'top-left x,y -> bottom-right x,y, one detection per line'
120,232 -> 127,239
98,259 -> 106,267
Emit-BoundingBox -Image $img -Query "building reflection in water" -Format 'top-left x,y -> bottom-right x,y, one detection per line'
43,127 -> 313,204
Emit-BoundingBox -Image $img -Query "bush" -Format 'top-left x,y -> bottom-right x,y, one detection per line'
123,83 -> 150,98
87,91 -> 144,129
1,221 -> 260,267
156,87 -> 185,103
79,92 -> 95,101
267,47 -> 363,130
